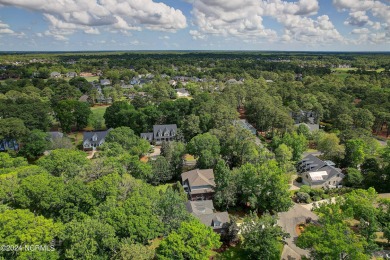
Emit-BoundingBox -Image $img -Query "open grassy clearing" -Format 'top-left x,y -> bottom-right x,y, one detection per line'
87,105 -> 108,130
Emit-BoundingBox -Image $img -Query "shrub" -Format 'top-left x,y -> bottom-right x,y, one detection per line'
296,192 -> 311,203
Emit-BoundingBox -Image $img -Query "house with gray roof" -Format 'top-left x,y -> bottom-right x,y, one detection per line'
140,124 -> 177,144
66,72 -> 77,78
175,88 -> 190,98
297,154 -> 344,188
186,200 -> 230,234
50,71 -> 61,78
291,110 -> 320,132
0,139 -> 19,151
47,131 -> 63,141
181,168 -> 215,200
100,79 -> 111,86
82,129 -> 112,150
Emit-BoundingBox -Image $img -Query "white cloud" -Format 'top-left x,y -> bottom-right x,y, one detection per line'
351,28 -> 370,34
333,0 -> 390,44
344,11 -> 371,26
84,27 -> 100,35
0,20 -> 25,38
0,20 -> 14,34
190,0 -> 343,45
0,0 -> 187,40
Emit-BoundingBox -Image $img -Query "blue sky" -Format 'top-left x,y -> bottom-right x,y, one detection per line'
0,0 -> 388,51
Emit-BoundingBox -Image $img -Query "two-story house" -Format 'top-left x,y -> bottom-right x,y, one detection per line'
82,129 -> 112,150
140,124 -> 177,144
181,168 -> 215,200
297,154 -> 345,189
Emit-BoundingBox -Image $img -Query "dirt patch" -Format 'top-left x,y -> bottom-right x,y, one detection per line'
296,223 -> 306,236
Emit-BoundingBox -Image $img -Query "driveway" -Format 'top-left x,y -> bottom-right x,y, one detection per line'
278,204 -> 318,260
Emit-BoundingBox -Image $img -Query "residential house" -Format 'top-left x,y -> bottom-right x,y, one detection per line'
140,124 -> 177,144
225,78 -> 244,85
47,131 -> 63,141
291,110 -> 320,132
79,95 -> 90,103
186,200 -> 230,234
50,71 -> 61,78
66,72 -> 77,78
175,88 -> 190,98
100,79 -> 111,86
234,119 -> 257,135
82,129 -> 112,150
181,168 -> 215,200
168,80 -> 177,87
0,139 -> 19,151
297,154 -> 344,189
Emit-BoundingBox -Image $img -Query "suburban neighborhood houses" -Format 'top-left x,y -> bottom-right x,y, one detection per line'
0,51 -> 389,260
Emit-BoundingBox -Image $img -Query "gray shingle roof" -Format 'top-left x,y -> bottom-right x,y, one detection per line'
153,124 -> 177,139
83,129 -> 111,147
140,132 -> 153,142
47,131 -> 63,140
298,154 -> 344,184
185,200 -> 229,229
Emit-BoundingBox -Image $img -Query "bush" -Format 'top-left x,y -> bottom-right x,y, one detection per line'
312,196 -> 322,201
321,194 -> 330,200
299,185 -> 311,194
296,192 -> 311,203
309,188 -> 324,198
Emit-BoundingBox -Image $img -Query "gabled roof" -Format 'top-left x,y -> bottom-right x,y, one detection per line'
153,124 -> 177,139
83,129 -> 112,145
140,132 -> 153,141
185,200 -> 230,229
181,168 -> 215,187
185,200 -> 214,215
47,131 -> 63,140
299,154 -> 344,184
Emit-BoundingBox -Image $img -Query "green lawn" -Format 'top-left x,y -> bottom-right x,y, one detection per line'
216,245 -> 247,260
82,76 -> 100,82
87,105 -> 108,130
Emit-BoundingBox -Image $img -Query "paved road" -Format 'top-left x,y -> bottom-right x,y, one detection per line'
278,204 -> 318,260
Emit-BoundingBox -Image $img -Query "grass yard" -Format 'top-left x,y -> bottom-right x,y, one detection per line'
82,76 -> 100,82
216,245 -> 247,260
87,105 -> 109,130
67,132 -> 83,147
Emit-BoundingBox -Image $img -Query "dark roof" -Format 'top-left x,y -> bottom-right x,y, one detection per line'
83,129 -> 111,146
140,132 -> 153,141
186,200 -> 214,215
0,139 -> 19,151
298,154 -> 344,184
185,200 -> 229,229
47,131 -> 63,140
153,124 -> 177,139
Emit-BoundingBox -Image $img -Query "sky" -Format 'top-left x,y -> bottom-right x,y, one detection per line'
0,0 -> 389,51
